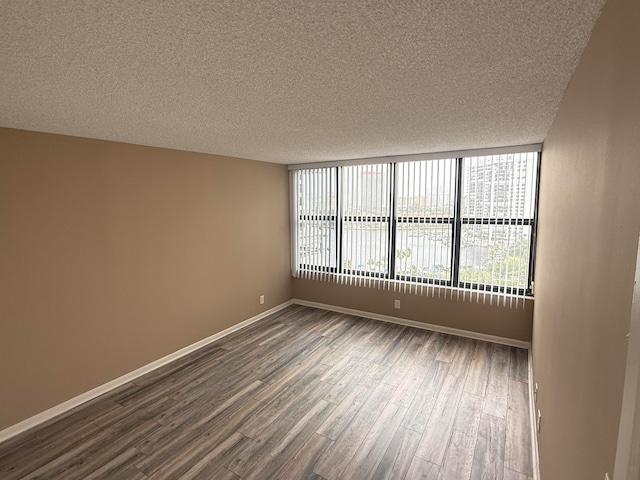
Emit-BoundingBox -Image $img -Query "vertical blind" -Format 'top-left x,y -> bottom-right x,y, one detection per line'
290,147 -> 540,308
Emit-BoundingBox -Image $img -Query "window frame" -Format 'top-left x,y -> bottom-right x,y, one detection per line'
293,152 -> 541,296
340,164 -> 393,279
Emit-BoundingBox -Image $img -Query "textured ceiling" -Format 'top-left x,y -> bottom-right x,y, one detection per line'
0,1 -> 605,164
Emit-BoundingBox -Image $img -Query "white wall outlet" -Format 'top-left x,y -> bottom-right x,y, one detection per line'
394,299 -> 401,309
259,295 -> 265,305
537,409 -> 542,433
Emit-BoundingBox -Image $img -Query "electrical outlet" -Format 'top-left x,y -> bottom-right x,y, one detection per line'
537,410 -> 542,433
259,295 -> 265,305
394,299 -> 401,309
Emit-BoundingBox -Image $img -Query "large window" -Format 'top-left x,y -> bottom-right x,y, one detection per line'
291,148 -> 540,297
342,164 -> 391,277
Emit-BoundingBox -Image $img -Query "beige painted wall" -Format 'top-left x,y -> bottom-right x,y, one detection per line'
532,0 -> 640,477
0,128 -> 292,430
293,279 -> 533,342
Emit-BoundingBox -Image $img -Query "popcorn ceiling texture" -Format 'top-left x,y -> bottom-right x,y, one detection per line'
0,1 -> 605,164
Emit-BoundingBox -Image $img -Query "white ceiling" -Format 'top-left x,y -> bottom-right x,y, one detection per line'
0,1 -> 605,164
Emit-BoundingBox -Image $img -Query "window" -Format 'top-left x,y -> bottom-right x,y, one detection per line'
290,147 -> 540,300
295,168 -> 338,273
458,154 -> 538,294
342,164 -> 391,277
395,159 -> 456,285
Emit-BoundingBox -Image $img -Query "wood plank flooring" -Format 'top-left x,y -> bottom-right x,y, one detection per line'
0,305 -> 534,479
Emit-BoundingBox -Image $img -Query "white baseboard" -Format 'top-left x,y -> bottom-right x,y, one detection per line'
0,300 -> 293,444
293,299 -> 532,349
528,348 -> 541,480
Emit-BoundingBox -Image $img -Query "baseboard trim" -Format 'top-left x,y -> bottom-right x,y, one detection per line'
528,348 -> 541,480
293,299 -> 532,349
0,300 -> 293,444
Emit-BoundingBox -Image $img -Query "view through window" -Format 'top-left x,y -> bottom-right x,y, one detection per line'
291,150 -> 540,297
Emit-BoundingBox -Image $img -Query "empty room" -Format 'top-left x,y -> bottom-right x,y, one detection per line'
1,0 -> 639,479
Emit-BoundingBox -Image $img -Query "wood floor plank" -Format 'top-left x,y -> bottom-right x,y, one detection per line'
105,466 -> 148,479
316,384 -> 371,440
380,330 -> 431,387
255,349 -> 331,403
453,393 -> 484,438
450,338 -> 476,378
219,321 -> 291,351
275,433 -> 332,479
152,431 -> 247,479
421,331 -> 447,358
130,344 -> 225,388
323,358 -> 372,404
92,394 -> 176,431
136,396 -> 263,476
246,404 -> 335,480
191,466 -> 240,480
320,355 -> 360,385
509,347 -> 529,384
49,420 -> 162,479
83,447 -> 144,480
414,375 -> 465,465
389,359 -> 432,408
259,343 -> 332,389
227,399 -> 334,480
377,327 -> 416,367
437,429 -> 476,480
313,414 -> 373,480
0,305 -> 532,480
1,420 -> 104,479
405,457 -> 440,480
313,382 -> 397,479
8,422 -> 119,480
505,380 -> 534,476
339,402 -> 407,479
482,344 -> 510,419
470,413 -> 507,480
371,426 -> 422,480
155,379 -> 263,431
464,341 -> 491,397
435,334 -> 461,363
503,467 -> 533,480
177,433 -> 249,480
401,360 -> 450,433
357,362 -> 390,388
267,400 -> 335,460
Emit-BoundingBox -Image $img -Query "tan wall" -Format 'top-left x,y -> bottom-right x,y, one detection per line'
0,128 -> 292,430
532,0 -> 640,477
293,279 -> 533,342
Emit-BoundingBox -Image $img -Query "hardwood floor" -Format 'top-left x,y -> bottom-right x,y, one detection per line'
0,305 -> 534,479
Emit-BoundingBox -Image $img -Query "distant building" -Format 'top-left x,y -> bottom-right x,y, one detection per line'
464,154 -> 536,219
